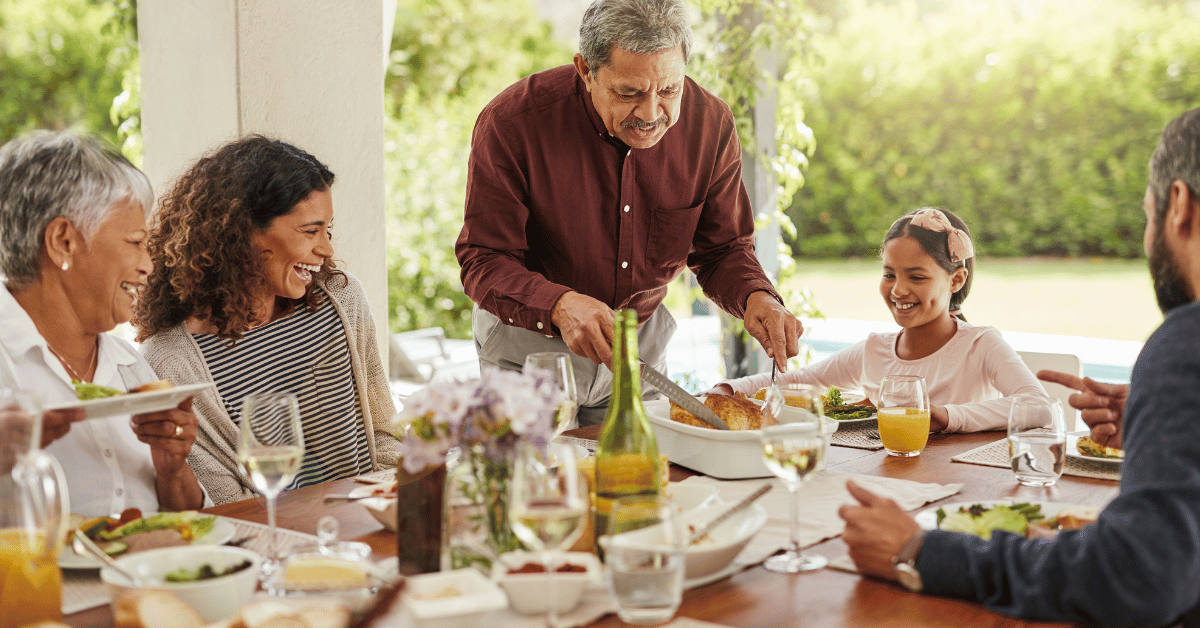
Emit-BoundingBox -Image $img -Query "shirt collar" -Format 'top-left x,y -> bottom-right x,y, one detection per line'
0,286 -> 48,361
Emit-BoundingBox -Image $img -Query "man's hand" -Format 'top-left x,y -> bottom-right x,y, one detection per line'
743,291 -> 803,372
551,291 -> 615,367
838,480 -> 922,580
1036,370 -> 1127,449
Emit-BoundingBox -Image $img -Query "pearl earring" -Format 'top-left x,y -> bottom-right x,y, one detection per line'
61,261 -> 69,271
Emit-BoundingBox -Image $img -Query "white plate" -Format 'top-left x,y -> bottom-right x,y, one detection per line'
45,382 -> 214,420
914,500 -> 1080,531
60,515 -> 236,569
1065,431 -> 1123,465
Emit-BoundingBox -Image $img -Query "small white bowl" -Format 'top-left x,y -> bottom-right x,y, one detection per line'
400,568 -> 507,628
678,500 -> 769,580
100,545 -> 261,622
351,482 -> 398,532
490,551 -> 601,615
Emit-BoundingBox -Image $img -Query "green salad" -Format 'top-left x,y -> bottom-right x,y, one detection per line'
73,380 -> 124,400
935,503 -> 1045,540
824,386 -> 875,421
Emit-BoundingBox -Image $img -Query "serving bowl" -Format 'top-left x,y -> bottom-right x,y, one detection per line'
678,499 -> 769,579
100,545 -> 261,622
400,568 -> 507,628
645,399 -> 838,479
490,550 -> 601,614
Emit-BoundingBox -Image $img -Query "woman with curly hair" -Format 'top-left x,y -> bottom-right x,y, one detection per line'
135,136 -> 399,505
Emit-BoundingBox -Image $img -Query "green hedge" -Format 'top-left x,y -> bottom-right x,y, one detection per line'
790,0 -> 1200,259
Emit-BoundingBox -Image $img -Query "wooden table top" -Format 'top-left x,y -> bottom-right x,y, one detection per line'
64,428 -> 1116,628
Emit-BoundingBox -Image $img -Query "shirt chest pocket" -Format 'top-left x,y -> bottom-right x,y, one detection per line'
645,201 -> 703,270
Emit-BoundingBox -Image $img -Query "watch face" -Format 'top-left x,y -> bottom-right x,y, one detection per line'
896,563 -> 923,592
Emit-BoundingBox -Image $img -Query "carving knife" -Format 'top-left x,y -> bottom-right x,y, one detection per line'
638,361 -> 730,430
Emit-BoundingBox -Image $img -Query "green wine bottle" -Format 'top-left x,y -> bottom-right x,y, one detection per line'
594,309 -> 662,541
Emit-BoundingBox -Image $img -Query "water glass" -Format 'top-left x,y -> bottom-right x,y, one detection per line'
877,375 -> 931,457
523,352 -> 579,437
1008,397 -> 1066,486
602,495 -> 685,625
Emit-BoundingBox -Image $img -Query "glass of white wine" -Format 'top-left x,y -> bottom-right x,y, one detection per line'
238,392 -> 304,591
760,418 -> 827,573
508,441 -> 587,628
523,352 -> 579,438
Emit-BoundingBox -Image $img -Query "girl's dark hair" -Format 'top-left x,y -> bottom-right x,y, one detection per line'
883,207 -> 975,321
134,135 -> 343,342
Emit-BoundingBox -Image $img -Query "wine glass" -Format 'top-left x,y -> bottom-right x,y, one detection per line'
238,392 -> 304,591
877,375 -> 931,457
760,391 -> 827,573
523,352 -> 579,438
508,441 -> 587,628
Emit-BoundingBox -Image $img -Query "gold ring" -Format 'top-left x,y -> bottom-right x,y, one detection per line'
174,424 -> 183,438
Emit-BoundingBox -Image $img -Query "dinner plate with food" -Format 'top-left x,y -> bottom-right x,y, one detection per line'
44,380 -> 213,420
61,508 -> 236,569
1065,431 -> 1124,465
751,386 -> 877,424
914,500 -> 1100,540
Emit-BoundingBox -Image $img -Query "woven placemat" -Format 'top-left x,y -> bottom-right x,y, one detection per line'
62,517 -> 321,614
830,420 -> 885,450
951,437 -> 1122,481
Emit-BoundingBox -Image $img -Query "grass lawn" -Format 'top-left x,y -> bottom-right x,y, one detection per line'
783,257 -> 1162,343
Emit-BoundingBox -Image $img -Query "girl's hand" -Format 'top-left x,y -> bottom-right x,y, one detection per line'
929,405 -> 949,432
707,383 -> 735,396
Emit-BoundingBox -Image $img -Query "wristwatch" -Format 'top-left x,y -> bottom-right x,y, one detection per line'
892,529 -> 926,592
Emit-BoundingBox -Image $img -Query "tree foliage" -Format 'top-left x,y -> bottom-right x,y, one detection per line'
791,0 -> 1200,259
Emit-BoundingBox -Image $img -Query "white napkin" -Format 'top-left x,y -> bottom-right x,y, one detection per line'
679,472 -> 963,569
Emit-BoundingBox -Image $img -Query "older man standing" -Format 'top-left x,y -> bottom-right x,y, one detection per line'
456,0 -> 801,425
839,107 -> 1200,627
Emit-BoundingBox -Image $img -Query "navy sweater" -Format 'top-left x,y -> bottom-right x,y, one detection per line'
918,300 -> 1200,627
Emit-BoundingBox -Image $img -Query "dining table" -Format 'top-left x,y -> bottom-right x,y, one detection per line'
61,428 -> 1118,628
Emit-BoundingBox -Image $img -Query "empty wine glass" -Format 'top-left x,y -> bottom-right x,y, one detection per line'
508,441 -> 587,628
238,392 -> 304,591
760,388 -> 827,573
524,352 -> 579,437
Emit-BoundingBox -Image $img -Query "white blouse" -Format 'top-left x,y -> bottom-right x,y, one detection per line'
723,319 -> 1048,432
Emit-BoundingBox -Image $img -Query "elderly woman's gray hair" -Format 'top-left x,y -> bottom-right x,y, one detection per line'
0,130 -> 153,289
579,0 -> 692,73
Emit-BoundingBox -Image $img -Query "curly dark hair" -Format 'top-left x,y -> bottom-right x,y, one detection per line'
883,207 -> 975,321
134,135 -> 344,342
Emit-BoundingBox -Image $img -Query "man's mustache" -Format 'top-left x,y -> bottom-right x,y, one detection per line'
622,115 -> 668,129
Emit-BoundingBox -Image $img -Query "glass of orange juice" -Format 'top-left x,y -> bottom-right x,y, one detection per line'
876,375 -> 930,457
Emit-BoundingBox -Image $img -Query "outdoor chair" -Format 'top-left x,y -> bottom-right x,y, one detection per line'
1017,351 -> 1082,432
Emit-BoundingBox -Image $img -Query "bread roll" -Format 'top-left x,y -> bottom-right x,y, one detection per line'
112,590 -> 205,628
131,379 -> 173,393
669,393 -> 762,430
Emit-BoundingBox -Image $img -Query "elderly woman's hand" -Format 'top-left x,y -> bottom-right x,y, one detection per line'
130,396 -> 198,476
41,408 -> 86,447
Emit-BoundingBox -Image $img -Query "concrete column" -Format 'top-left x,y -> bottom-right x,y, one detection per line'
138,0 -> 391,361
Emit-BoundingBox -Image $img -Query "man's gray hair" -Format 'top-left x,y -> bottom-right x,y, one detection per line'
579,0 -> 692,73
0,130 -> 153,289
1149,108 -> 1200,222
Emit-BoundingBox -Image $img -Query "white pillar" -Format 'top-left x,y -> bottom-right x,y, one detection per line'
138,0 -> 391,361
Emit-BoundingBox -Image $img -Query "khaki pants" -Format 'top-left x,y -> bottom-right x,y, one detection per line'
472,305 -> 675,426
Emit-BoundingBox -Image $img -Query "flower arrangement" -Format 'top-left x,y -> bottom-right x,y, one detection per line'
392,367 -> 566,570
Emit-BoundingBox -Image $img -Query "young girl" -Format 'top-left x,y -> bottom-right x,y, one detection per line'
714,207 -> 1047,432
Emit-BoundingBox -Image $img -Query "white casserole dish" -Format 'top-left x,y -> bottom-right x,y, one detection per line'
644,399 -> 837,479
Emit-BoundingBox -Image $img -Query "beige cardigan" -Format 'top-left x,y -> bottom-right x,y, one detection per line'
141,273 -> 400,505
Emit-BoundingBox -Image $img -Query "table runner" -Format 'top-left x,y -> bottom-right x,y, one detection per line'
829,420 -> 885,450
678,472 -> 963,575
951,437 -> 1122,481
62,518 -> 322,615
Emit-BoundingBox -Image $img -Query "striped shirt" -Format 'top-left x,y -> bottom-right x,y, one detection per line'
196,299 -> 372,490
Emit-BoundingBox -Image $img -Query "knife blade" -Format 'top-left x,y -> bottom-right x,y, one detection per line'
638,362 -> 730,430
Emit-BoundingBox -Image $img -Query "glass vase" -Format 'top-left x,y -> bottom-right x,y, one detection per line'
441,445 -> 522,574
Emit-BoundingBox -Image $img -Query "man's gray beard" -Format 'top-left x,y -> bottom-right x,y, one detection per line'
1150,219 -> 1193,315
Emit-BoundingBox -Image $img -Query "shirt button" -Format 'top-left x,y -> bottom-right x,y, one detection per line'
536,322 -> 544,330
623,205 -> 630,212
104,449 -> 112,458
115,488 -> 123,496
508,318 -> 514,323
622,261 -> 629,269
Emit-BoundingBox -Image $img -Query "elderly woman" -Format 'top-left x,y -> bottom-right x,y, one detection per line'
134,135 -> 399,505
0,130 -> 205,516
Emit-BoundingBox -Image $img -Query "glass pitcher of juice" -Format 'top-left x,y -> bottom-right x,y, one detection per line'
0,389 -> 70,628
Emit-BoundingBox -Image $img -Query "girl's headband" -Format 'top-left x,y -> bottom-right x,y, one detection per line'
908,208 -> 974,264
